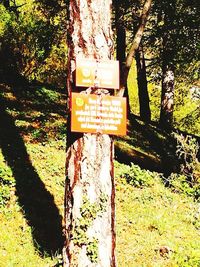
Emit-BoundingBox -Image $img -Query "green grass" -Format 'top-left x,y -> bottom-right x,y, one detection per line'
115,163 -> 200,267
0,83 -> 199,266
0,141 -> 65,267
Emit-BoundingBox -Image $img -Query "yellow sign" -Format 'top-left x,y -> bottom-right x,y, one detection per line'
71,93 -> 127,135
76,58 -> 119,89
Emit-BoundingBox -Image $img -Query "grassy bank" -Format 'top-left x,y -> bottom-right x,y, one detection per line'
0,83 -> 199,266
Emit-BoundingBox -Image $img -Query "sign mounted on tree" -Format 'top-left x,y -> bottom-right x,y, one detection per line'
76,58 -> 119,89
71,93 -> 127,135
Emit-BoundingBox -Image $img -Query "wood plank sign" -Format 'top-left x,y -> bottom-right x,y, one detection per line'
76,58 -> 119,89
71,93 -> 127,135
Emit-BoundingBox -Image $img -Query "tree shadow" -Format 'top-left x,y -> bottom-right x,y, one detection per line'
115,114 -> 180,176
0,94 -> 64,256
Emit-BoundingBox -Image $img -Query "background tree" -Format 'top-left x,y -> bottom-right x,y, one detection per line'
146,0 -> 199,130
130,0 -> 151,121
159,0 -> 176,130
63,0 -> 116,266
135,42 -> 151,121
114,0 -> 152,121
0,0 -> 67,87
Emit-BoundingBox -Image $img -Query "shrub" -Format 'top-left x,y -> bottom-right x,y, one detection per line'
120,163 -> 156,188
166,133 -> 200,200
168,173 -> 199,200
174,133 -> 200,185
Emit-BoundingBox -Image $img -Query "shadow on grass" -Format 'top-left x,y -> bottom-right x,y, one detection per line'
0,94 -> 64,256
115,114 -> 180,176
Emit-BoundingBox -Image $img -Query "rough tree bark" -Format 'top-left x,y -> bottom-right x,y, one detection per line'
63,1 -> 116,266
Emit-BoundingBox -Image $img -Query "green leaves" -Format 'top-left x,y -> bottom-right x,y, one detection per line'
0,4 -> 11,37
121,163 -> 156,188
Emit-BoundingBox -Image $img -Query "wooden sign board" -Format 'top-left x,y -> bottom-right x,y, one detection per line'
76,58 -> 119,89
71,93 -> 127,135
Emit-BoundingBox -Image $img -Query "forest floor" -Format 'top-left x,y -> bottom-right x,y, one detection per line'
0,82 -> 199,266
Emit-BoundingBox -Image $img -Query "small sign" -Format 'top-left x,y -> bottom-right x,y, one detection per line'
76,58 -> 119,89
71,93 -> 127,135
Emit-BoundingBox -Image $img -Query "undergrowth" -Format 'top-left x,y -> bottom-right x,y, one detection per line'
115,161 -> 200,267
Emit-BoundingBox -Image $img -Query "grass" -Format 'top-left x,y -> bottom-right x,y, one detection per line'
0,82 -> 199,266
0,141 -> 65,267
115,165 -> 200,267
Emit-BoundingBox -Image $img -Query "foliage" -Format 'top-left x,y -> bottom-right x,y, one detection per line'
174,133 -> 200,183
167,172 -> 200,201
119,162 -> 156,188
173,83 -> 200,135
0,0 -> 67,86
162,133 -> 200,200
146,0 -> 199,83
0,4 -> 11,37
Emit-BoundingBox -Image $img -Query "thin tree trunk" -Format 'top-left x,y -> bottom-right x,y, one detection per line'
63,1 -> 116,266
115,0 -> 126,88
114,0 -> 131,113
135,44 -> 151,121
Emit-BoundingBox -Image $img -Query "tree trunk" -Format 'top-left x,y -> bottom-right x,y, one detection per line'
159,66 -> 175,130
2,0 -> 10,8
159,1 -> 176,131
63,1 -> 116,266
114,0 -> 131,114
114,0 -> 126,90
135,44 -> 151,122
118,0 -> 152,98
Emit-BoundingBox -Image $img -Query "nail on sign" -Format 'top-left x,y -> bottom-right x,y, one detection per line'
76,58 -> 119,89
71,93 -> 127,135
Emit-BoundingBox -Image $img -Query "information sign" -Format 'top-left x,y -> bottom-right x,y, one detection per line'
76,58 -> 119,89
71,93 -> 127,135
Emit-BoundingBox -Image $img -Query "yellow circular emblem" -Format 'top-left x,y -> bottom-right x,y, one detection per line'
76,97 -> 84,107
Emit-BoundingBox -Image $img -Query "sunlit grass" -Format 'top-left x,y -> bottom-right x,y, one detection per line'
0,206 -> 54,267
0,83 -> 199,266
115,166 -> 200,267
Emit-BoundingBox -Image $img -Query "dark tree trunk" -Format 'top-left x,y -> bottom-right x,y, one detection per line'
2,0 -> 10,8
63,1 -> 116,266
159,0 -> 176,131
114,0 -> 131,114
135,44 -> 151,122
